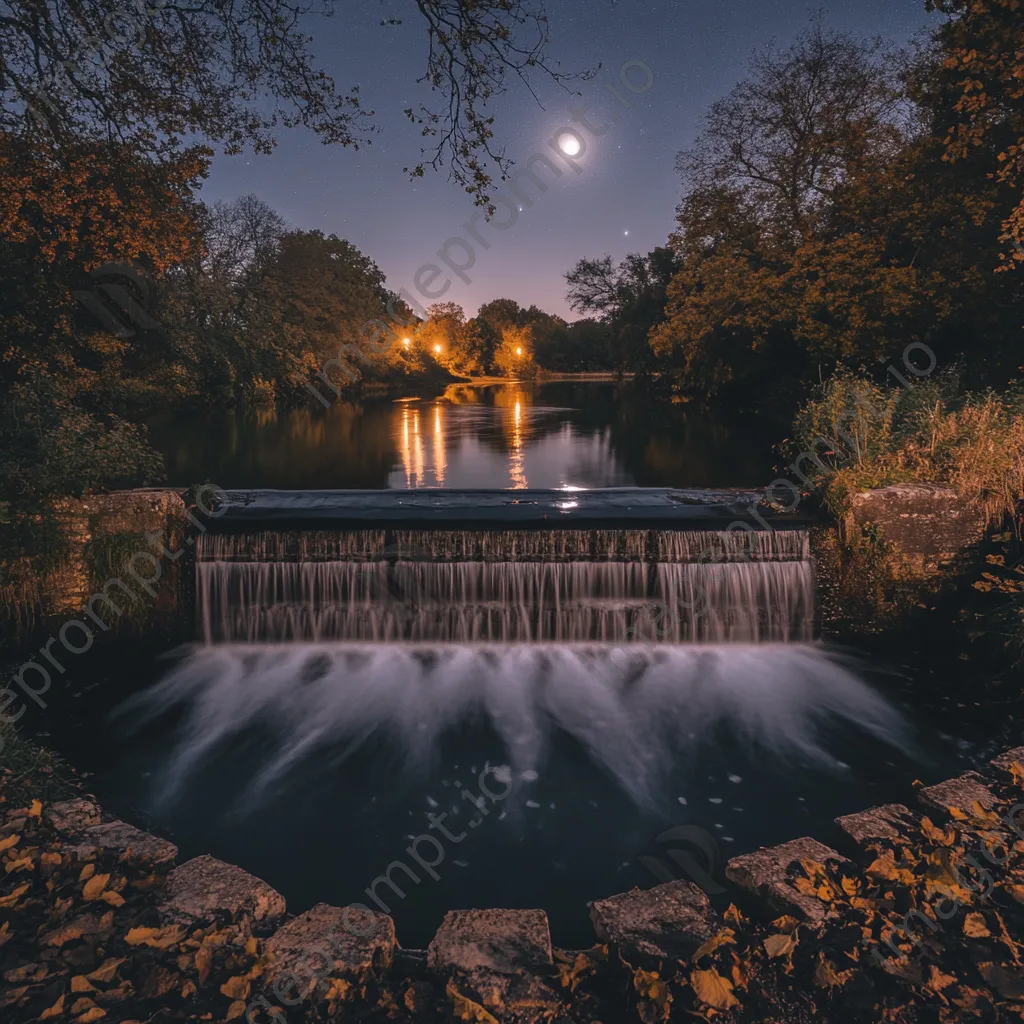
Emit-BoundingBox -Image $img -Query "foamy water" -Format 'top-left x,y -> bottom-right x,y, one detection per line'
116,642 -> 907,811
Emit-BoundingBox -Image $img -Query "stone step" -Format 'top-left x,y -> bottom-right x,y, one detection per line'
158,854 -> 286,928
69,820 -> 178,868
918,771 -> 999,817
260,903 -> 395,1011
990,747 -> 1024,780
725,837 -> 849,922
835,803 -> 916,848
589,880 -> 719,970
427,909 -> 565,1024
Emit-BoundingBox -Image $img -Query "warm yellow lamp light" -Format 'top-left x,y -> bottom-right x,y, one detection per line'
434,344 -> 442,354
515,346 -> 523,356
403,338 -> 411,348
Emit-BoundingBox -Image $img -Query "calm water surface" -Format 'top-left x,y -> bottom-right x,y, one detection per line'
150,380 -> 779,490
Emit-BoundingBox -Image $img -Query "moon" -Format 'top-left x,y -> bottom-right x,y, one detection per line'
557,133 -> 581,157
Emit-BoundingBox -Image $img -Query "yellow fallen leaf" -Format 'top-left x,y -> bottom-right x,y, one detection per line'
4,856 -> 34,874
692,927 -> 736,962
764,933 -> 798,958
100,890 -> 125,907
125,925 -> 185,949
245,936 -> 258,956
76,1010 -> 107,1023
220,976 -> 250,1001
195,946 -> 212,984
814,957 -> 854,989
226,1002 -> 247,1021
78,864 -> 95,882
691,967 -> 740,1010
28,800 -> 42,818
927,966 -> 958,992
181,980 -> 197,999
0,921 -> 11,947
82,873 -> 110,900
964,912 -> 991,938
446,979 -> 500,1024
0,834 -> 20,853
0,883 -> 28,908
40,851 -> 63,871
86,959 -> 125,984
324,978 -> 351,1002
71,996 -> 97,1013
72,976 -> 97,993
40,994 -> 65,1020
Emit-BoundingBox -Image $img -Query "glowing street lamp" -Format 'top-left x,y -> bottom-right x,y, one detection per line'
402,338 -> 411,348
515,346 -> 523,356
434,344 -> 442,355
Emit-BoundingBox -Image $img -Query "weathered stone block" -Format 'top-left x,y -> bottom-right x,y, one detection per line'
991,747 -> 1024,779
159,854 -> 285,925
45,798 -> 102,833
835,804 -> 916,846
262,903 -> 395,1004
589,881 -> 717,969
726,838 -> 848,922
70,820 -> 177,867
428,909 -> 552,975
850,484 -> 985,557
428,910 -> 565,1024
919,772 -> 998,817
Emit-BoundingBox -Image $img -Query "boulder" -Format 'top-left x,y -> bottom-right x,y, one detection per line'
158,854 -> 285,926
589,881 -> 718,969
850,484 -> 985,557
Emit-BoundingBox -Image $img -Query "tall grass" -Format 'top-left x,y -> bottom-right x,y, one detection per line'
791,368 -> 1024,521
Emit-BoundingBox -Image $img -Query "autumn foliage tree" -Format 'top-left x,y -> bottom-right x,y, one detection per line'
649,13 -> 1024,411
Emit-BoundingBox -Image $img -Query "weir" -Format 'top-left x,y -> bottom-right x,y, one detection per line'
194,490 -> 815,645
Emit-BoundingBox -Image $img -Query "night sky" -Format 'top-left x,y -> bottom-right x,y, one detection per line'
200,0 -> 936,320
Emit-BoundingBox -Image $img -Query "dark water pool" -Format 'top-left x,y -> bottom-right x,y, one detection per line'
148,380 -> 780,491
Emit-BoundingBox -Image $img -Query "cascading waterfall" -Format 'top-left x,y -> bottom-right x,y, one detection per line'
194,528 -> 815,644
118,525 -> 909,816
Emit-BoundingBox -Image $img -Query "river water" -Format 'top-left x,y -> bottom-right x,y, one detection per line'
33,381 -> 999,949
148,379 -> 778,491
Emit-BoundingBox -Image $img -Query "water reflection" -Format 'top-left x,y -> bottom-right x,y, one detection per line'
150,379 -> 781,490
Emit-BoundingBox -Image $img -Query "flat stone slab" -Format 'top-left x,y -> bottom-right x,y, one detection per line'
428,909 -> 552,975
991,748 -> 1024,778
70,820 -> 177,866
262,903 -> 395,1001
590,881 -> 718,968
726,838 -> 848,922
44,798 -> 102,833
919,772 -> 999,816
850,484 -> 985,556
211,487 -> 804,529
159,854 -> 285,925
836,804 -> 916,846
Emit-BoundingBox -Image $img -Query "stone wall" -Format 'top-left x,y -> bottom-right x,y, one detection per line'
1,488 -> 188,638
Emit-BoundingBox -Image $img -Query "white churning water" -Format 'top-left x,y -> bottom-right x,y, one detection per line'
117,642 -> 907,811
